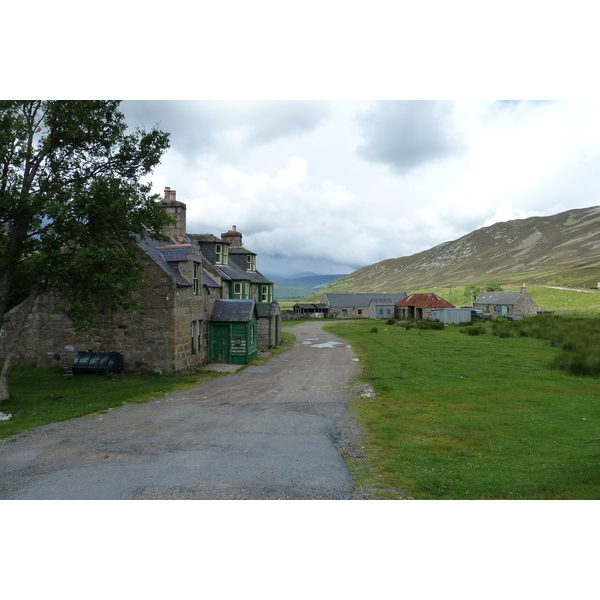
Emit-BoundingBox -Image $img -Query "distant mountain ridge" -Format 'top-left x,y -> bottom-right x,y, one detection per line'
318,206 -> 600,294
267,272 -> 349,299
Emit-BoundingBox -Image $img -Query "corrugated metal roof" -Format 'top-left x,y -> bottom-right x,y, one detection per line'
475,291 -> 521,305
395,293 -> 455,308
323,293 -> 407,308
210,299 -> 255,322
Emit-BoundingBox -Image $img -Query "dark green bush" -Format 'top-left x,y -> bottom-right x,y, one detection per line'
417,320 -> 445,330
462,325 -> 486,336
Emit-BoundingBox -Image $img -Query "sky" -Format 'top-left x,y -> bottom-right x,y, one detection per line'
121,99 -> 600,278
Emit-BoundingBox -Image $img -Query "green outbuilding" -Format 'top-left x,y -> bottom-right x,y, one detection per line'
209,299 -> 258,364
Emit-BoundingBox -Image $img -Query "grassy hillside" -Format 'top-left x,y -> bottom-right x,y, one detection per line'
303,206 -> 600,313
319,206 -> 600,293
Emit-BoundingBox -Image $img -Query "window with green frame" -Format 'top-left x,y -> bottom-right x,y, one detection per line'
231,281 -> 250,299
215,243 -> 229,265
260,284 -> 272,302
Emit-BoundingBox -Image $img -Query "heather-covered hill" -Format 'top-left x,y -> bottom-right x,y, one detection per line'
320,206 -> 600,294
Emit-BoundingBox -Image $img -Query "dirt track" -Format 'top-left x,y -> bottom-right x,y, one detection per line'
0,321 -> 364,500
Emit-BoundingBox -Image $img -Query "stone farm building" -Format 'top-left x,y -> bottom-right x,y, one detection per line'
1,187 -> 281,373
395,293 -> 455,321
321,293 -> 407,319
473,284 -> 538,317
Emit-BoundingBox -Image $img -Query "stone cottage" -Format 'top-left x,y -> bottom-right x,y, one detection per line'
321,293 -> 407,319
473,284 -> 538,317
1,187 -> 281,372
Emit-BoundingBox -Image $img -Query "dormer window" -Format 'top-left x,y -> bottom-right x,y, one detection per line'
215,243 -> 228,265
246,254 -> 256,271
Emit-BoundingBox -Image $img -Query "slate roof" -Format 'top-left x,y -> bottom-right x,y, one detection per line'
475,291 -> 522,305
188,233 -> 223,244
202,272 -> 220,288
256,303 -> 278,317
157,244 -> 192,262
210,299 -> 255,322
323,293 -> 407,308
395,293 -> 455,309
229,246 -> 256,256
137,234 -> 191,287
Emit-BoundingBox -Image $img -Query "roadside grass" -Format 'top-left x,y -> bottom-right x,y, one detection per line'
0,367 -> 224,441
325,319 -> 600,500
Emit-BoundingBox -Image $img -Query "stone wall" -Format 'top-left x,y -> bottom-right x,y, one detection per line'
512,292 -> 538,315
1,255 -> 215,374
327,307 -> 368,319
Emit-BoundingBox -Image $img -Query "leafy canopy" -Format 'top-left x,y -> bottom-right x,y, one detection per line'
0,100 -> 171,330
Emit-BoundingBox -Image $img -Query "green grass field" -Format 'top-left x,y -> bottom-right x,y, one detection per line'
0,367 -> 223,440
325,318 -> 600,499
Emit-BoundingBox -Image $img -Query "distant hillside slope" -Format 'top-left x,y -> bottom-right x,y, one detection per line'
268,272 -> 348,299
319,206 -> 600,294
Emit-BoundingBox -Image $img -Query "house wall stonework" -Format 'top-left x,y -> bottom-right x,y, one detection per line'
474,290 -> 538,316
327,307 -> 366,319
1,189 -> 280,373
512,293 -> 538,315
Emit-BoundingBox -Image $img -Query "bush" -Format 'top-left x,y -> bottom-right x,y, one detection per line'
417,320 -> 445,330
370,327 -> 378,333
462,325 -> 486,336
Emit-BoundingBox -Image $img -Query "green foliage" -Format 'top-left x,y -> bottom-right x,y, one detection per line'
324,319 -> 600,499
461,324 -> 486,335
0,366 -> 222,440
0,100 -> 171,331
463,284 -> 481,302
416,320 -> 445,330
370,327 -> 378,333
485,281 -> 504,291
492,315 -> 600,377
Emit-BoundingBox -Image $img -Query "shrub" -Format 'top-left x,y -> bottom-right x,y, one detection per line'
416,320 -> 445,330
370,327 -> 378,333
461,324 -> 486,336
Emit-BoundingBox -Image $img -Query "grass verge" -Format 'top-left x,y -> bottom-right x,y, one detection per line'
325,318 -> 600,500
0,367 -> 224,441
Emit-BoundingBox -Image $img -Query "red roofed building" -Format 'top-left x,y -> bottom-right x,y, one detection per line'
395,293 -> 455,320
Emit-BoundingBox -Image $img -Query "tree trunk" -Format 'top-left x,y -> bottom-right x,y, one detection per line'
0,284 -> 40,402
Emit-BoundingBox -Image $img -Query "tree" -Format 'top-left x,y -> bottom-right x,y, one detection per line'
0,101 -> 170,401
485,281 -> 504,292
463,284 -> 481,303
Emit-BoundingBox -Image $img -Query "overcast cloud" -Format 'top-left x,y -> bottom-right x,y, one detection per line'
121,100 -> 600,278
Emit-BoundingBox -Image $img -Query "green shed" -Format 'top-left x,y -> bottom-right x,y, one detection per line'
209,299 -> 258,364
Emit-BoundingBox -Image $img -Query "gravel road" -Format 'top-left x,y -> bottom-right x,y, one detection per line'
0,321 -> 365,500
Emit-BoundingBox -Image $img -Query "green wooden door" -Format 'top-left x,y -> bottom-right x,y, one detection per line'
210,324 -> 231,363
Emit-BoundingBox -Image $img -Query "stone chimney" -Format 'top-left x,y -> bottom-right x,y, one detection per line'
521,283 -> 527,294
481,284 -> 487,293
159,186 -> 187,243
221,225 -> 243,248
